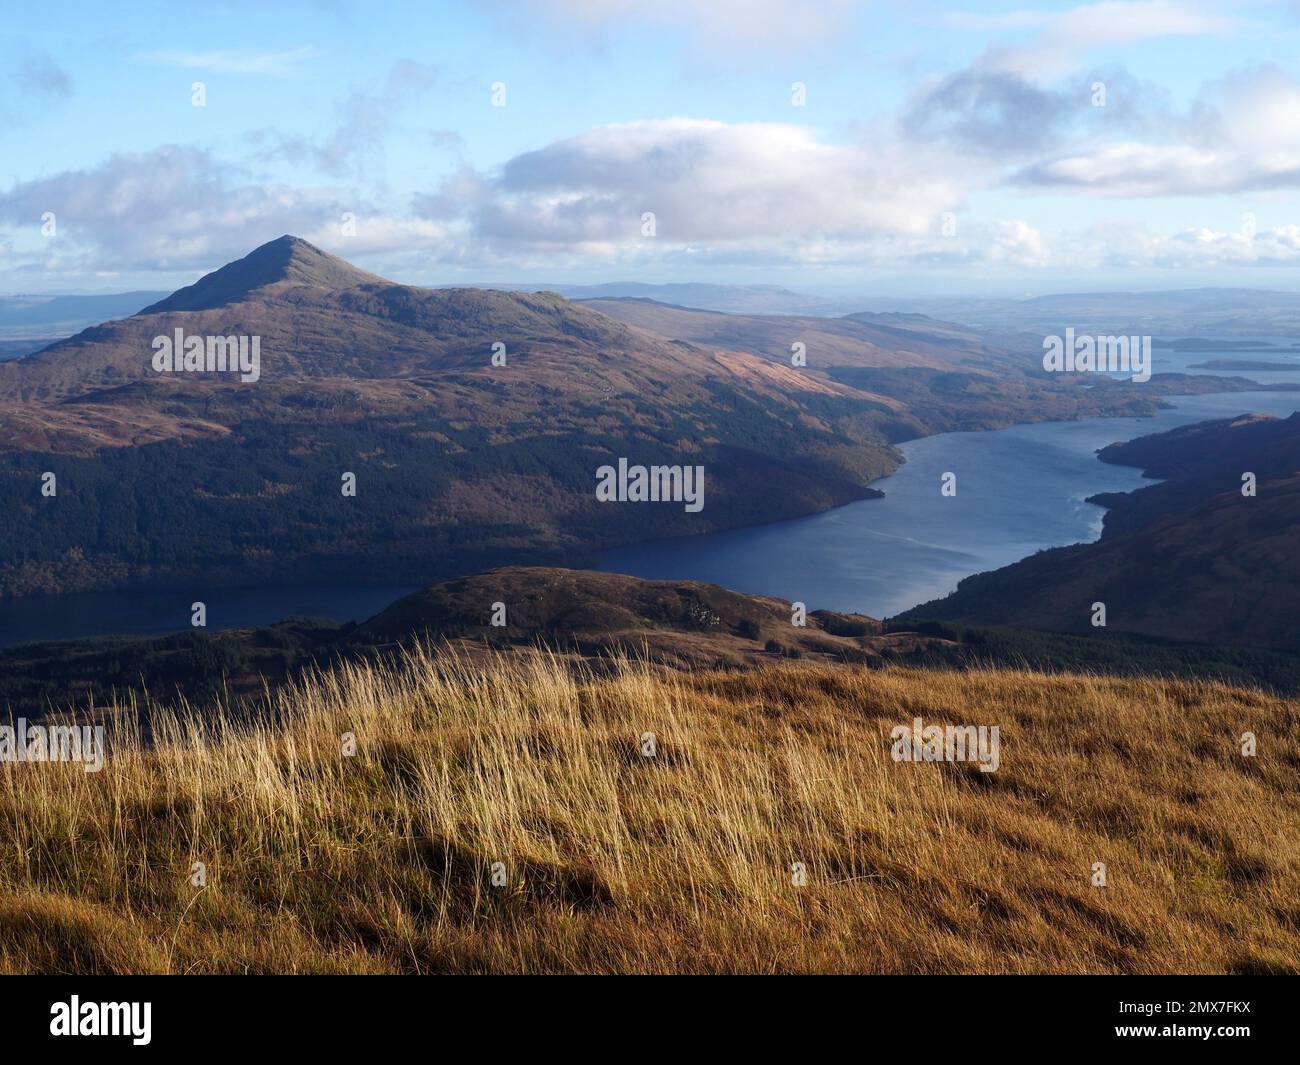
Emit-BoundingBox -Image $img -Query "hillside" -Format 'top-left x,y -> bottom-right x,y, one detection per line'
0,567 -> 907,716
0,236 -> 1202,601
906,413 -> 1300,648
585,296 -> 1278,433
580,296 -> 1014,370
2,644 -> 1296,974
8,565 -> 1300,720
0,238 -> 911,597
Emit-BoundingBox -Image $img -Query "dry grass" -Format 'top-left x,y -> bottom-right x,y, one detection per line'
1,645 -> 1297,974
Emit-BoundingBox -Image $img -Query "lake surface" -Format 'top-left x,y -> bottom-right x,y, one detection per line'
597,372 -> 1300,617
2,343 -> 1298,645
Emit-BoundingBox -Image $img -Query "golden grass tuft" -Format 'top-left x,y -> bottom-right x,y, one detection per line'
1,645 -> 1297,973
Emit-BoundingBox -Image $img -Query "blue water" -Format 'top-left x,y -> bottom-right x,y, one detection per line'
596,381 -> 1300,617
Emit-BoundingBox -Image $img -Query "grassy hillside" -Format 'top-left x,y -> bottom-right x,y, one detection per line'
2,647 -> 1296,974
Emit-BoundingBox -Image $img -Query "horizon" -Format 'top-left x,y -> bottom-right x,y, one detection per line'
5,1 -> 1300,296
13,231 -> 1300,304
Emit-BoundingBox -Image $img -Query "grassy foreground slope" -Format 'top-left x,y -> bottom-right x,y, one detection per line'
2,648 -> 1296,974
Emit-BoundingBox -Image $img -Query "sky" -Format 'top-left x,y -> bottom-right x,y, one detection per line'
3,0 -> 1300,297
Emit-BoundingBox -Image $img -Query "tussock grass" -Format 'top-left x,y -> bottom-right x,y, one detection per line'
2,645 -> 1297,973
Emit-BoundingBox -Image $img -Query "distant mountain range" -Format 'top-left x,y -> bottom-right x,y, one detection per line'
528,281 -> 847,317
506,282 -> 1300,338
820,288 -> 1300,339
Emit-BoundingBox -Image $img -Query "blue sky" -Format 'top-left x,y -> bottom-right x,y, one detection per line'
3,0 -> 1300,296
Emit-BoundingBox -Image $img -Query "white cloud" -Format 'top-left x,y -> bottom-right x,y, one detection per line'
0,146 -> 448,275
420,118 -> 968,255
1013,65 -> 1300,195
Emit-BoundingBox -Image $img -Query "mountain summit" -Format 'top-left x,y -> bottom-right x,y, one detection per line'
141,235 -> 387,314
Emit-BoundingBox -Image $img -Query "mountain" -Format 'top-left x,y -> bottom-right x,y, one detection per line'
0,237 -> 916,598
581,296 -> 1022,370
906,412 -> 1300,649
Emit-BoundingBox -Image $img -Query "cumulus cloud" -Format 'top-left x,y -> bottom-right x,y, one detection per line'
0,146 -> 448,274
902,68 -> 1075,156
416,118 -> 967,256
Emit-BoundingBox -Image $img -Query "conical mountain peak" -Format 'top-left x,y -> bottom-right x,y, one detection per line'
140,235 -> 389,314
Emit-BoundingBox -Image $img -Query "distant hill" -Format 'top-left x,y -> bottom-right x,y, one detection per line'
584,296 -> 1273,433
906,412 -> 1300,649
556,281 -> 847,316
850,288 -> 1300,338
581,296 -> 1014,370
0,566 -> 908,714
349,565 -> 891,664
